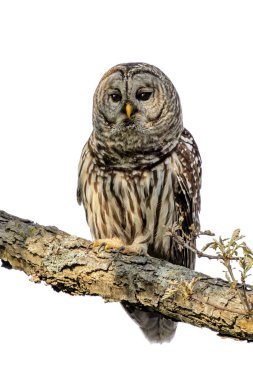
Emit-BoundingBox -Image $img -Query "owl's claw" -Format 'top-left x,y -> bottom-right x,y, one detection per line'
89,238 -> 126,253
88,241 -> 106,252
114,243 -> 148,255
97,242 -> 106,252
88,242 -> 94,250
88,239 -> 147,255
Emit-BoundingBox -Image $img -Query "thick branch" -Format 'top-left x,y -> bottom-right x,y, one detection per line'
0,210 -> 253,341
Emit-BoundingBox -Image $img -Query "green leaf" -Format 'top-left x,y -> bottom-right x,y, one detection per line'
201,241 -> 216,252
231,229 -> 241,242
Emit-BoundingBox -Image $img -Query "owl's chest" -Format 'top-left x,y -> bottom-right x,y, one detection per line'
84,158 -> 177,243
92,163 -> 170,212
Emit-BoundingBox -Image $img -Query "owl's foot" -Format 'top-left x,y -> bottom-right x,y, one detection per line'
89,238 -> 125,252
89,239 -> 147,255
123,242 -> 148,255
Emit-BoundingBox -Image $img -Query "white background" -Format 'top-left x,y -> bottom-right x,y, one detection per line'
0,1 -> 253,379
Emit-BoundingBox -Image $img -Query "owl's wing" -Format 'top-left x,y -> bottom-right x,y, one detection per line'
77,141 -> 90,206
172,128 -> 202,268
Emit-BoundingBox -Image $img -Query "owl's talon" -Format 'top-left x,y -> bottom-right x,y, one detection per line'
98,242 -> 106,252
88,242 -> 94,250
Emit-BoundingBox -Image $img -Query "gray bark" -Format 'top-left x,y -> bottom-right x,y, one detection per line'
0,210 -> 253,341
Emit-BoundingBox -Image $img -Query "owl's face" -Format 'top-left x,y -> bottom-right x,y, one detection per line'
92,63 -> 183,158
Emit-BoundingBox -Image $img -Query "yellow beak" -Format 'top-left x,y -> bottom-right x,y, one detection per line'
125,102 -> 132,119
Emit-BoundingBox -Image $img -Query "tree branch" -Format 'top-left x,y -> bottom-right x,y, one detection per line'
0,210 -> 253,341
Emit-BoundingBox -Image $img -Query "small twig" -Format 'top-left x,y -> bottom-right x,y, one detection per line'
167,225 -> 253,316
167,230 -> 240,260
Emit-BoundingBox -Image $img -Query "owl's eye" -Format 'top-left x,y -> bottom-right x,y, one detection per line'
136,89 -> 153,101
110,93 -> 122,102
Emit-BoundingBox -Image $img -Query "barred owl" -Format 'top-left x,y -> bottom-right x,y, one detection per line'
77,63 -> 201,343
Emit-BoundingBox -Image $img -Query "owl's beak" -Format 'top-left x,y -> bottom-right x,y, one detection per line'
125,102 -> 133,119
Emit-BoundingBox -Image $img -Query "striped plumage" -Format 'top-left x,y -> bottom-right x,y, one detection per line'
77,63 -> 201,343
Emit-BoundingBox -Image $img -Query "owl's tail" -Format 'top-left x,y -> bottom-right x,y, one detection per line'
122,302 -> 177,343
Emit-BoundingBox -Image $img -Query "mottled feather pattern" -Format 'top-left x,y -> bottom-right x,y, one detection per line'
77,63 -> 201,342
77,128 -> 201,266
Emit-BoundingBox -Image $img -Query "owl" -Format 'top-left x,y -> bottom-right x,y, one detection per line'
77,63 -> 201,343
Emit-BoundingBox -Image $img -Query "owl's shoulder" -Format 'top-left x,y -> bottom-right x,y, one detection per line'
171,128 -> 202,212
178,128 -> 201,156
175,128 -> 202,176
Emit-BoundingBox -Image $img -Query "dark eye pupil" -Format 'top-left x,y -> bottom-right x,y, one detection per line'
137,91 -> 152,101
111,93 -> 122,102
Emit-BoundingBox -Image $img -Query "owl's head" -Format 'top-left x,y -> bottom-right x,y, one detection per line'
92,63 -> 183,165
